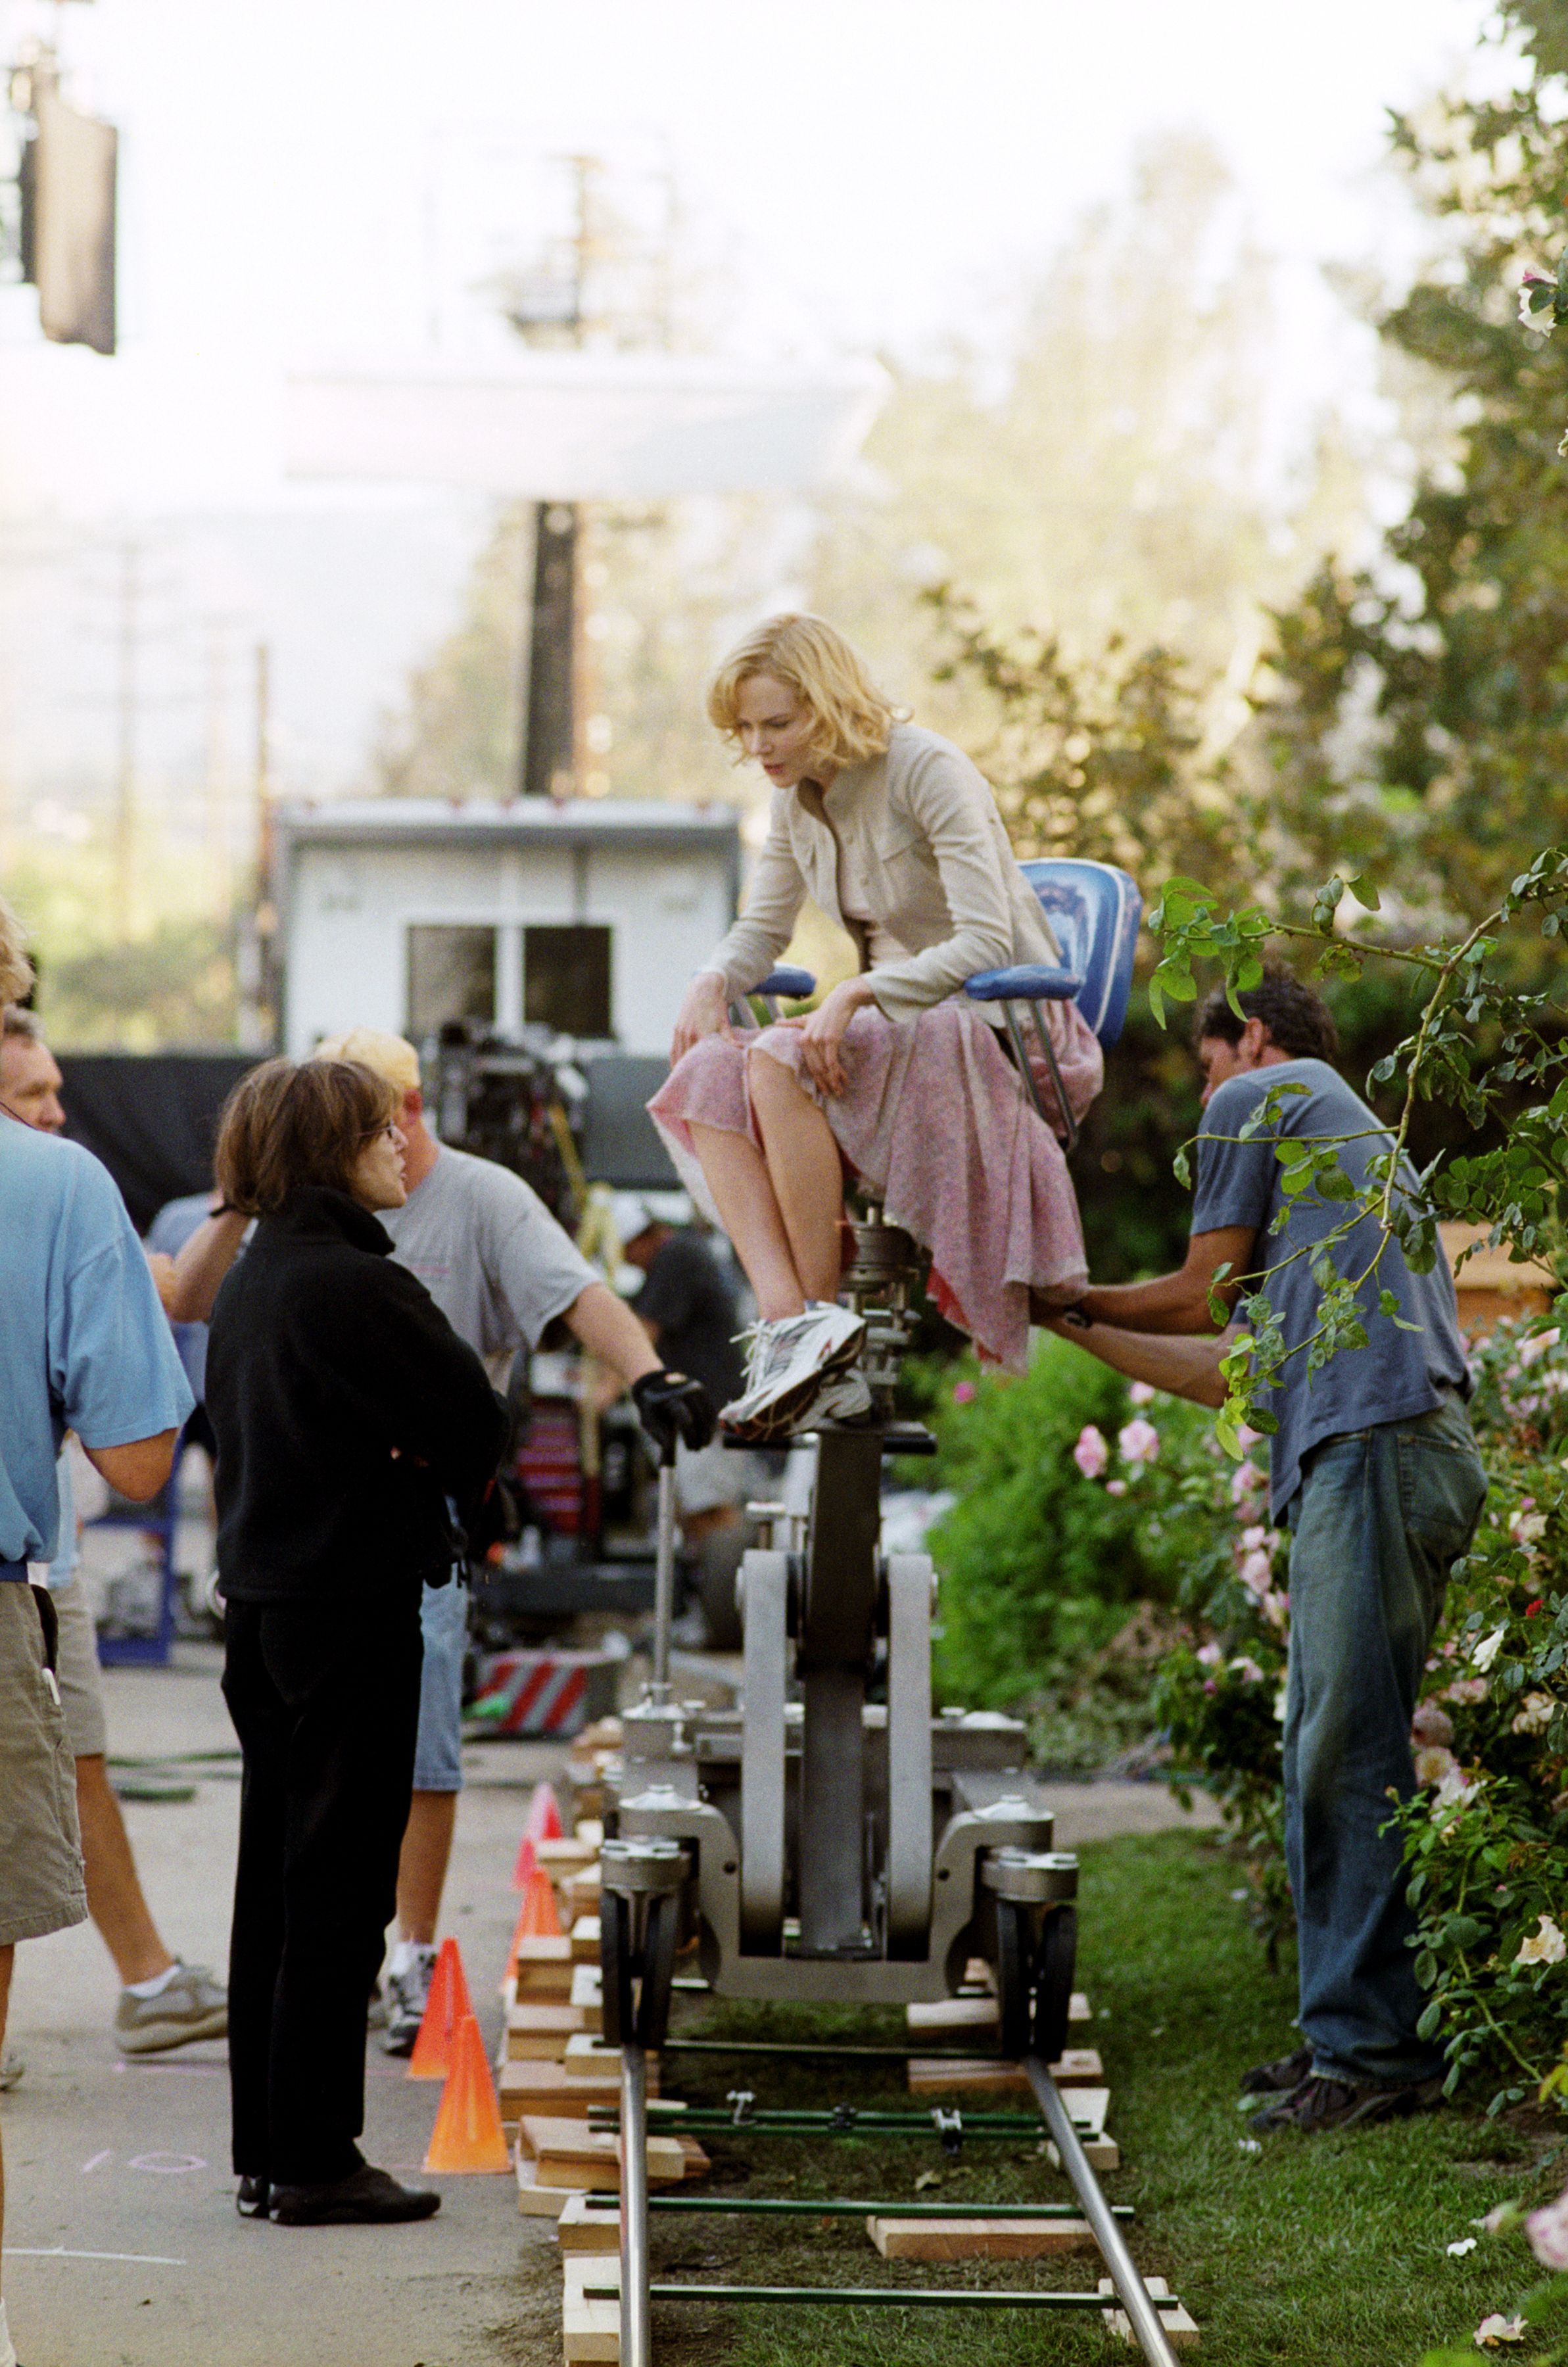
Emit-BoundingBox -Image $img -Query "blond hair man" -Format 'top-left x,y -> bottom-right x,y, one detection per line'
167,1026 -> 713,2052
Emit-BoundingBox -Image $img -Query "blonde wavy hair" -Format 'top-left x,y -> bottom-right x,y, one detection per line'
707,613 -> 907,771
0,890 -> 35,1009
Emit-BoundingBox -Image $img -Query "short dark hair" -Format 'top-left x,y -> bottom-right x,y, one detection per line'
1192,965 -> 1339,1063
214,1058 -> 396,1218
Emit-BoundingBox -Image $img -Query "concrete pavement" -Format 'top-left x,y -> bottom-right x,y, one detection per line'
3,1644 -> 563,2367
2,1646 -> 1220,2367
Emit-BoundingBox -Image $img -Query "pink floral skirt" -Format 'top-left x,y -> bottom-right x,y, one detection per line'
648,998 -> 1103,1374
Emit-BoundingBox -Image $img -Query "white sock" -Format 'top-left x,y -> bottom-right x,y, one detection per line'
0,2295 -> 18,2367
389,1938 -> 435,1980
125,1959 -> 183,2000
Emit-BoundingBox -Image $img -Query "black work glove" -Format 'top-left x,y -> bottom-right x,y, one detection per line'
632,1368 -> 717,1459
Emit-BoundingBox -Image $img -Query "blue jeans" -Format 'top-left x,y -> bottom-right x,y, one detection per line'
1284,1392 -> 1486,2086
412,1578 -> 468,1793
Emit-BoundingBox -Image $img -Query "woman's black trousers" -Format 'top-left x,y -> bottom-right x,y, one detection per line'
221,1590 -> 423,2186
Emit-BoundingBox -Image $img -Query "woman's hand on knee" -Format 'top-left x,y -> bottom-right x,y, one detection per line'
778,976 -> 874,1097
672,973 -> 736,1064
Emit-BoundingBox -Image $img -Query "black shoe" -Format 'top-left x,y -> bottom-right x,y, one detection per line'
1250,2072 -> 1444,2135
236,2175 -> 271,2219
1239,2042 -> 1313,2095
271,2164 -> 442,2226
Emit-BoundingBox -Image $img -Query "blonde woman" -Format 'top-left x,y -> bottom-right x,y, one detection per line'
650,613 -> 1103,1437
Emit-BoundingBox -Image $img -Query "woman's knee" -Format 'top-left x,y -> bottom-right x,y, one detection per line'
746,1038 -> 803,1107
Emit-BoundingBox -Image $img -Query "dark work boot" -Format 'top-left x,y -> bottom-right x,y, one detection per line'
271,2164 -> 441,2226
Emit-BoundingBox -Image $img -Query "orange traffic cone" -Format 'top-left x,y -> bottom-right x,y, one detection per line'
504,1869 -> 563,1980
423,2012 -> 510,2174
511,1832 -> 538,1892
523,1780 -> 563,1844
406,1938 -> 475,2082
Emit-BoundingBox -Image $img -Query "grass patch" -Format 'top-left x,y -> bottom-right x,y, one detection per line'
648,1831 -> 1563,2366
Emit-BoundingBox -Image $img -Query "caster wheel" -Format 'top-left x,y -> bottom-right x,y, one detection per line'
1033,1903 -> 1078,2067
995,1898 -> 1033,2059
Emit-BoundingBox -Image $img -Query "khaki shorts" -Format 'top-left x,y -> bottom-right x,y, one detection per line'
0,1583 -> 88,1948
49,1577 -> 108,1759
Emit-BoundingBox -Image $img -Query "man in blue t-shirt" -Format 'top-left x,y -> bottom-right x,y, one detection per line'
0,910 -> 193,2367
1068,967 -> 1486,2134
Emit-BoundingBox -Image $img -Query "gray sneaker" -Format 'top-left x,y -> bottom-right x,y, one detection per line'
114,1961 -> 228,2055
0,2044 -> 24,2090
789,1368 -> 874,1435
383,1944 -> 437,2057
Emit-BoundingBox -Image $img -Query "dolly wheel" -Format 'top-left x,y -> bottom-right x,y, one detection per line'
599,1888 -> 634,2048
636,1888 -> 680,2051
995,1898 -> 1033,2060
1033,1903 -> 1078,2068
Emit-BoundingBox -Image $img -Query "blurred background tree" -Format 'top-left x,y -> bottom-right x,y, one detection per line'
1256,0 -> 1568,943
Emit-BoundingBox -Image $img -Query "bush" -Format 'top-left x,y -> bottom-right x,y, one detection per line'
924,1335 -> 1215,1711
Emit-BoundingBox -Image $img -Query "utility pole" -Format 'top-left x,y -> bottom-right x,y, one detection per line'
202,617 -> 231,903
237,640 -> 275,1049
516,154 -> 596,802
112,537 -> 139,934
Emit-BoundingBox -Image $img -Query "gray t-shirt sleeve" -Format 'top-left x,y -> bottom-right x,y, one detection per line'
485,1189 -> 599,1351
1191,1081 -> 1283,1237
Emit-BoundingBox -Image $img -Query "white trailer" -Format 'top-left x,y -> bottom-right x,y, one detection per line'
273,796 -> 740,1060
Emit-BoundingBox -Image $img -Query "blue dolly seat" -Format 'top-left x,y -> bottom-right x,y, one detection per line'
738,858 -> 1142,1155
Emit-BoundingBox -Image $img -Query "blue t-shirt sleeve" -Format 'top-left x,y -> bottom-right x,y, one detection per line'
1190,1078 -> 1279,1237
53,1159 -> 195,1448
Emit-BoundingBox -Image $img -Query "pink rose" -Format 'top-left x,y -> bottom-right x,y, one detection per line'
1128,1380 -> 1156,1405
1239,1549 -> 1273,1597
1527,2184 -> 1568,2271
1118,1418 -> 1160,1468
1230,1460 -> 1267,1505
1196,1642 -> 1224,1668
952,1379 -> 976,1405
1072,1425 -> 1109,1479
1106,1477 -> 1128,1496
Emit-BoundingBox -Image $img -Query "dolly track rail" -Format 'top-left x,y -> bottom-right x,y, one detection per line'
615,2040 -> 1184,2367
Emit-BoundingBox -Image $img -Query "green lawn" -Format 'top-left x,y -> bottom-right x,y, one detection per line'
648,1831 -> 1563,2366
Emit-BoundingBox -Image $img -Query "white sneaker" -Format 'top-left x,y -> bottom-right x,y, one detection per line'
383,1944 -> 438,2057
793,1368 -> 874,1433
721,1304 -> 866,1441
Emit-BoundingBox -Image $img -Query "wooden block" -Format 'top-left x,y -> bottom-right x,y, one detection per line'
562,2291 -> 619,2364
1070,1990 -> 1091,2022
1099,2275 -> 1199,2349
868,2216 -> 1095,2260
906,1996 -> 999,2033
1047,2135 -> 1120,2172
556,2193 -> 622,2253
506,2002 -> 590,2061
570,1966 -> 604,2031
571,1915 -> 602,1963
537,1837 -> 596,1873
515,2147 -> 573,2220
908,2050 -> 1105,2097
676,2135 -> 710,2180
565,2252 -> 621,2291
571,1727 -> 620,1764
521,2116 -> 686,2191
563,2038 -> 660,2092
565,1867 -> 602,1920
909,2057 -> 1026,2095
1066,2087 -> 1109,2137
516,1937 -> 575,2000
500,2061 -> 621,2126
573,1817 -> 607,1846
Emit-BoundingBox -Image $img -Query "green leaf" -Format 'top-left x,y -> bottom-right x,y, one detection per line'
1417,1999 -> 1442,2042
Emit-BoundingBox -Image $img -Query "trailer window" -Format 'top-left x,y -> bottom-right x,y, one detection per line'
406,925 -> 496,1036
524,926 -> 611,1038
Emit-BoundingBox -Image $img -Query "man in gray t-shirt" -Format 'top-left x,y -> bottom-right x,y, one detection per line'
1069,969 -> 1486,2134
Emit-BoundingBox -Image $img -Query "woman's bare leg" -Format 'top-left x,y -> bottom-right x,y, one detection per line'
687,1122 -> 807,1322
748,1050 -> 845,1304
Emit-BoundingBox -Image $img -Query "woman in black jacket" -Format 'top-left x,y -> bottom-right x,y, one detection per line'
206,1058 -> 506,2228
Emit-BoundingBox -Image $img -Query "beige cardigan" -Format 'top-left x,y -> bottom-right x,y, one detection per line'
701,722 -> 1058,1027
